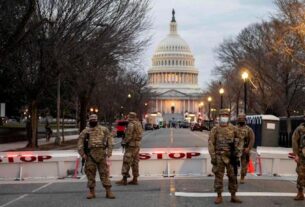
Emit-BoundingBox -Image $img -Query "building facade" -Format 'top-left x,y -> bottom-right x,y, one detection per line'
148,10 -> 203,122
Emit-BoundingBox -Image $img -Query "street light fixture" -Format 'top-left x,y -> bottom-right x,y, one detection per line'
89,107 -> 98,114
242,71 -> 249,114
219,88 -> 224,109
207,96 -> 212,130
127,93 -> 132,111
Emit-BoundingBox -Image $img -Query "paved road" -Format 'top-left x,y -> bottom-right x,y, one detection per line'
114,128 -> 209,149
0,177 -> 303,207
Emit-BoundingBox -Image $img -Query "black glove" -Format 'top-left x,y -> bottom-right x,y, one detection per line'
236,159 -> 241,167
211,157 -> 217,165
121,140 -> 127,148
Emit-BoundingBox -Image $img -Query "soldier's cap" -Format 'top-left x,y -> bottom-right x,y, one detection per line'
219,109 -> 229,116
237,114 -> 246,121
128,112 -> 137,119
89,114 -> 98,121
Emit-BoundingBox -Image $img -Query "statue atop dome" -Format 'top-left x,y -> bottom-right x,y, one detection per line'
171,9 -> 176,22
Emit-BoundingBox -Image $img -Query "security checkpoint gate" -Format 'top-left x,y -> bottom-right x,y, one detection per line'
0,150 -> 79,180
0,147 -> 299,180
256,147 -> 297,176
0,148 -> 212,180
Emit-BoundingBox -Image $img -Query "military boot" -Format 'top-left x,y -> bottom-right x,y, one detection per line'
214,193 -> 223,204
115,176 -> 127,185
87,188 -> 96,199
230,192 -> 242,203
294,189 -> 304,201
105,187 -> 115,199
128,177 -> 138,185
240,175 -> 245,184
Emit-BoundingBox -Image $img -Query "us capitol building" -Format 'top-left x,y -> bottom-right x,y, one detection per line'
147,10 -> 203,122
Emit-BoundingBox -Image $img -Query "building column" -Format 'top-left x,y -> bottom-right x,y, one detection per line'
187,99 -> 190,112
155,99 -> 158,112
160,100 -> 163,113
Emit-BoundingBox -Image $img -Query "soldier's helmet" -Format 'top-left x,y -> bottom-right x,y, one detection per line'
237,114 -> 246,122
128,112 -> 137,121
89,114 -> 98,121
219,109 -> 229,116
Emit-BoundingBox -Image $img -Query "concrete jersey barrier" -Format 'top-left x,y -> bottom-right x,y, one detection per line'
0,147 -> 298,180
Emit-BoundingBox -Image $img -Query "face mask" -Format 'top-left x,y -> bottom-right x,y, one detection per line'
238,122 -> 245,126
219,116 -> 229,125
89,121 -> 97,128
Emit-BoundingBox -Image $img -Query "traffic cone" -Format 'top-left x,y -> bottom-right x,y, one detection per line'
247,159 -> 255,175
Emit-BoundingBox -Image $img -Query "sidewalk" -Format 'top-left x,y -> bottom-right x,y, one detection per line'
0,135 -> 79,152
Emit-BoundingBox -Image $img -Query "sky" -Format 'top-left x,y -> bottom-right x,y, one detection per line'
142,0 -> 278,90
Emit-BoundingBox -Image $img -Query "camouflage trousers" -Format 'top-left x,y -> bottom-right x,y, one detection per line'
212,155 -> 238,193
85,148 -> 111,189
296,156 -> 305,190
241,152 -> 250,177
122,146 -> 140,177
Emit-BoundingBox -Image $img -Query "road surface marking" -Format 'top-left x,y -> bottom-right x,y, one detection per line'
169,178 -> 176,207
31,182 -> 54,192
170,128 -> 174,144
175,192 -> 297,197
0,182 -> 54,207
0,194 -> 29,207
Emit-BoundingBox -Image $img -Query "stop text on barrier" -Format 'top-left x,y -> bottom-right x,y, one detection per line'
0,155 -> 52,163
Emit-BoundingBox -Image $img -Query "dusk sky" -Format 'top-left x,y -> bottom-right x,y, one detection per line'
143,0 -> 278,89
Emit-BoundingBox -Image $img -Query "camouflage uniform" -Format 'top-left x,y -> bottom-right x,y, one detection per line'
292,123 -> 305,196
237,121 -> 255,179
78,114 -> 115,199
116,112 -> 143,185
121,113 -> 143,178
209,123 -> 242,194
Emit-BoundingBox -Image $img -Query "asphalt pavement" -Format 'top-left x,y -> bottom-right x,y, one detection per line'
0,177 -> 303,207
113,128 -> 209,149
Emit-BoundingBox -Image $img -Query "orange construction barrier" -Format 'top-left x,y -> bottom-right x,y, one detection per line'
247,158 -> 255,174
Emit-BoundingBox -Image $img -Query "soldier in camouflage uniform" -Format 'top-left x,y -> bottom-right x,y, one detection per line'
78,114 -> 115,199
236,114 -> 255,184
116,112 -> 143,185
208,109 -> 243,204
292,113 -> 305,201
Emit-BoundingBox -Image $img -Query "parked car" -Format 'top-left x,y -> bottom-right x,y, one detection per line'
179,121 -> 190,128
145,123 -> 154,130
191,123 -> 204,131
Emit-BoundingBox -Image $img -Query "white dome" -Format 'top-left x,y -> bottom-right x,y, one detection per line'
148,11 -> 200,89
155,34 -> 192,55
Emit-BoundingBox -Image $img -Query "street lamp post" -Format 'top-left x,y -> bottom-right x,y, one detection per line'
219,88 -> 224,109
207,96 -> 212,130
127,93 -> 131,112
242,72 -> 249,114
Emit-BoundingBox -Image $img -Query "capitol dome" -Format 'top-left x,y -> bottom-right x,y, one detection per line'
148,10 -> 198,87
147,9 -> 203,119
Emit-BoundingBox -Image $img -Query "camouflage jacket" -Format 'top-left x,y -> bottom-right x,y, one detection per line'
237,125 -> 255,150
78,125 -> 113,157
292,123 -> 305,156
124,120 -> 143,147
208,123 -> 243,162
